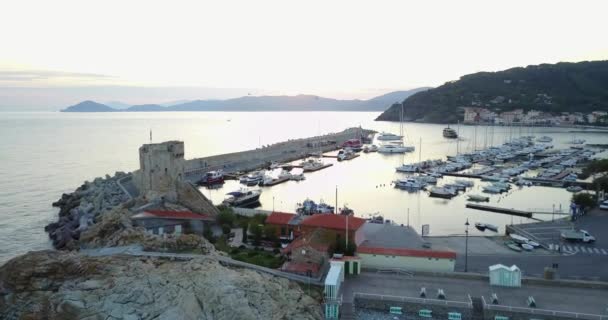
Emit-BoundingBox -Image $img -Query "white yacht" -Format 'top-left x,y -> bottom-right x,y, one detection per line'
378,143 -> 415,154
222,189 -> 262,207
377,132 -> 403,141
301,158 -> 331,172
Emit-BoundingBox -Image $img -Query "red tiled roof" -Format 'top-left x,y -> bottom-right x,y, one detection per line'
300,214 -> 366,231
281,261 -> 321,274
357,246 -> 457,259
265,212 -> 296,225
133,210 -> 213,221
282,235 -> 330,254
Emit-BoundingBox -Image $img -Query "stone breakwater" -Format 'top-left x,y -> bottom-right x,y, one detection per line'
45,172 -> 132,250
0,251 -> 323,320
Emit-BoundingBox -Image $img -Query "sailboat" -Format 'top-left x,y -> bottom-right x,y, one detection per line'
379,102 -> 415,153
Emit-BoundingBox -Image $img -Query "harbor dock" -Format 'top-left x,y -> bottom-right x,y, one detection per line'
183,127 -> 373,182
465,203 -> 536,219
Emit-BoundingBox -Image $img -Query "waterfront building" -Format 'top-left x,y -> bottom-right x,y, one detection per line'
131,209 -> 214,236
355,223 -> 456,272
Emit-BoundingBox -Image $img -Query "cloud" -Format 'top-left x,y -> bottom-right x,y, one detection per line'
0,69 -> 114,83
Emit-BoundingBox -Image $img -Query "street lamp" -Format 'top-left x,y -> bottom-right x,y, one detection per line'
465,218 -> 470,272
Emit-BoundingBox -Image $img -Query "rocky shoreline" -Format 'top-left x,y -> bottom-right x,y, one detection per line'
45,172 -> 132,250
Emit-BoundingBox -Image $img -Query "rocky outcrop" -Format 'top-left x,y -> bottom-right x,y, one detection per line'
46,172 -> 132,250
0,251 -> 322,320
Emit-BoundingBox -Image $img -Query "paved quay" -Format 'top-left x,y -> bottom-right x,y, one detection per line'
343,272 -> 608,317
182,127 -> 374,180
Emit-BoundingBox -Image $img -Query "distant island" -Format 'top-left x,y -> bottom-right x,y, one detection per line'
376,60 -> 608,123
61,88 -> 430,112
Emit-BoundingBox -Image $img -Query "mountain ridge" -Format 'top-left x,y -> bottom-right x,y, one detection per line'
376,60 -> 608,123
61,88 -> 430,112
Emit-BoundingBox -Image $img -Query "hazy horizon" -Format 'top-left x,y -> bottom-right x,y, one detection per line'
1,0 -> 607,110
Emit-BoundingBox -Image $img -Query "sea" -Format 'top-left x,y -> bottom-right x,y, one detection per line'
1,111 -> 607,265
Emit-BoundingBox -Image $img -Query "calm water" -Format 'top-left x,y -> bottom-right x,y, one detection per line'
1,111 -> 607,265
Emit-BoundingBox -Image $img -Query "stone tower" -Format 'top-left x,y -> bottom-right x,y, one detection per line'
136,140 -> 185,200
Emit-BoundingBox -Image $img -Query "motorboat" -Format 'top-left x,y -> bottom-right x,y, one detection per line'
222,189 -> 262,207
569,138 -> 585,145
290,173 -> 306,181
197,170 -> 224,186
342,139 -> 363,150
337,149 -> 359,161
301,158 -> 332,172
378,143 -> 415,154
394,178 -> 424,189
418,175 -> 438,185
537,136 -> 553,143
442,126 -> 458,139
396,164 -> 419,173
428,186 -> 457,199
475,222 -> 497,232
566,185 -> 583,192
482,185 -> 502,194
467,194 -> 489,202
363,145 -> 378,153
296,199 -> 335,215
240,171 -> 265,186
377,132 -> 403,141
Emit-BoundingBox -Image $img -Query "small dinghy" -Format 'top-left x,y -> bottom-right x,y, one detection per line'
505,241 -> 522,252
475,223 -> 487,231
521,243 -> 534,251
468,194 -> 490,202
509,234 -> 529,244
527,241 -> 540,247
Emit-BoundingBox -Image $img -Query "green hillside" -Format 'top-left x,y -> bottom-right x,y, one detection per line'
376,60 -> 608,123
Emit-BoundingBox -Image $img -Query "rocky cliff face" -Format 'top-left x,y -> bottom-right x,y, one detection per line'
0,251 -> 323,320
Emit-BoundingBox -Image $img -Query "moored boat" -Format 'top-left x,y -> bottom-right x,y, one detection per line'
467,194 -> 489,202
377,132 -> 403,141
428,186 -> 457,199
197,170 -> 225,186
222,189 -> 262,207
443,126 -> 458,139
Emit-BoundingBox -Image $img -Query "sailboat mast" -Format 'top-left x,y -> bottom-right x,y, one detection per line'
419,137 -> 422,162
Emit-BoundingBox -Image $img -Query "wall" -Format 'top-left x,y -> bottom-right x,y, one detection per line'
133,218 -> 205,235
358,253 -> 455,272
290,245 -> 328,266
175,181 -> 220,216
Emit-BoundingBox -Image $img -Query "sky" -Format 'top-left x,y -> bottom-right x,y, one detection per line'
1,0 -> 607,109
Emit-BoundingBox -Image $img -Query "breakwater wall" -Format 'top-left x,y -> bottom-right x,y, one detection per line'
183,127 -> 374,181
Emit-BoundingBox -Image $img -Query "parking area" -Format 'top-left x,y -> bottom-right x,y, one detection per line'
426,236 -> 553,256
343,272 -> 608,316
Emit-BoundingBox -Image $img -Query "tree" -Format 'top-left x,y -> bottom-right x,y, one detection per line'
572,193 -> 595,209
217,208 -> 236,227
263,225 -> 280,247
250,224 -> 263,246
221,224 -> 231,235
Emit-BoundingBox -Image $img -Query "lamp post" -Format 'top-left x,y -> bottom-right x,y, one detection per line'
465,218 -> 470,273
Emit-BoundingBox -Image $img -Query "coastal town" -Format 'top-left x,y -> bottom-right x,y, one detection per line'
463,107 -> 608,126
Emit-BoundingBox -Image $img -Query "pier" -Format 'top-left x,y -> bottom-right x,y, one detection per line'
465,203 -> 538,219
182,127 -> 374,182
